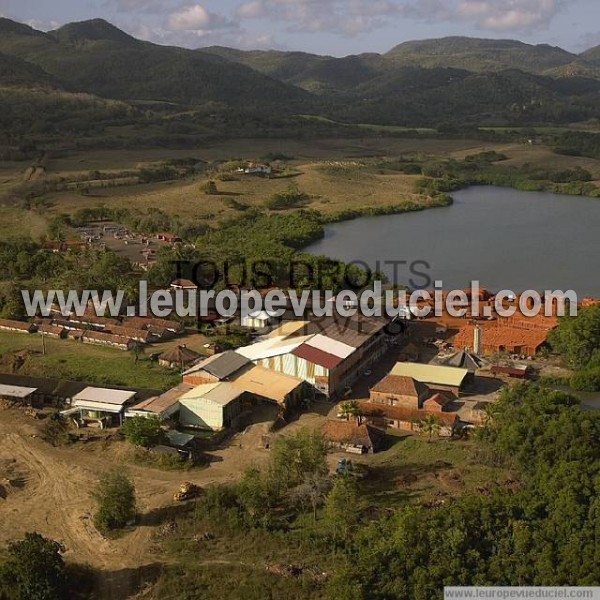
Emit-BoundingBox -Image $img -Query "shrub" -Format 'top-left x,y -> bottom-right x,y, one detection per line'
121,415 -> 167,449
93,469 -> 137,533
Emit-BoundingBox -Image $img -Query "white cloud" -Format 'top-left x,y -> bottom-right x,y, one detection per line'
235,0 -> 563,35
456,0 -> 561,30
137,25 -> 277,49
235,0 -> 401,35
23,18 -> 62,31
166,4 -> 235,32
237,1 -> 267,19
109,0 -> 171,12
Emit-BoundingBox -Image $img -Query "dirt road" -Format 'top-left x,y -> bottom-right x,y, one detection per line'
0,407 -> 326,574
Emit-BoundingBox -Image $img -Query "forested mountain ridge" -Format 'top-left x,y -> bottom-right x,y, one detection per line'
0,18 -> 311,109
2,17 -> 600,138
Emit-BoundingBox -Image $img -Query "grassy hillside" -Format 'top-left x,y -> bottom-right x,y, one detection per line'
385,36 -> 582,74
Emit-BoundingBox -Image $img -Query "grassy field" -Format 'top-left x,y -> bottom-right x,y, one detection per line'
5,136 -> 600,241
0,332 -> 180,390
0,207 -> 47,239
362,435 -> 513,508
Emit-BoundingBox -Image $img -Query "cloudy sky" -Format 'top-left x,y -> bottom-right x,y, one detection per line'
0,0 -> 598,55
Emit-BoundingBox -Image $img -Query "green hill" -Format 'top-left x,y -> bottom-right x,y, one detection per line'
49,18 -> 139,45
580,44 -> 600,65
0,18 -> 311,109
0,51 -> 59,89
384,36 -> 581,74
200,47 -> 328,81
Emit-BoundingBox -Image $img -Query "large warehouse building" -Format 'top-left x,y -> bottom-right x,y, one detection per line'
236,315 -> 392,398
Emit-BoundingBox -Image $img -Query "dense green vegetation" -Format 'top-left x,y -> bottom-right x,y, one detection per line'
552,131 -> 600,159
0,238 -> 132,300
410,153 -> 600,197
121,415 -> 167,449
141,385 -> 600,599
550,304 -> 600,391
0,533 -> 68,600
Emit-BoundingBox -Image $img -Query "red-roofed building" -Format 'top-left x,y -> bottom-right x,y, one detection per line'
292,344 -> 343,371
359,401 -> 459,437
369,374 -> 430,410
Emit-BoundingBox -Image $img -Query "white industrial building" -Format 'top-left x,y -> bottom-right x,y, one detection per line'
178,383 -> 245,430
235,315 -> 391,398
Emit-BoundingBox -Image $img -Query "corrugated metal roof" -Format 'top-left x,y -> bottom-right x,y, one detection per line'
166,430 -> 195,447
72,387 -> 136,406
183,351 -> 250,379
129,383 -> 194,415
231,365 -> 303,404
391,363 -> 469,388
73,400 -> 125,414
267,321 -> 310,339
179,383 -> 219,400
305,334 -> 355,359
292,344 -> 343,370
287,315 -> 388,348
0,384 -> 37,398
236,335 -> 313,361
179,382 -> 244,406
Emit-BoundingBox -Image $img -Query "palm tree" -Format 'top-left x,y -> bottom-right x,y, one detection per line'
419,415 -> 441,442
338,400 -> 362,422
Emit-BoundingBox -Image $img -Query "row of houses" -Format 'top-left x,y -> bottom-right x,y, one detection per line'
0,314 -> 186,352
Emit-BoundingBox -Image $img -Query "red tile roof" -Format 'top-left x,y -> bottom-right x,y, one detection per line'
292,344 -> 343,370
371,374 -> 429,398
423,393 -> 452,408
322,420 -> 385,450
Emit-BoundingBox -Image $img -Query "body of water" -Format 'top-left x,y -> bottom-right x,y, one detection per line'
306,186 -> 600,297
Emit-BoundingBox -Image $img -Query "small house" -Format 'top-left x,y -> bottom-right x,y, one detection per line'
390,362 -> 470,397
369,374 -> 430,410
322,420 -> 385,454
108,326 -> 153,344
159,345 -> 202,370
490,365 -> 533,379
70,387 -> 137,427
170,279 -> 198,290
125,383 -> 194,421
82,331 -> 135,351
37,324 -> 66,339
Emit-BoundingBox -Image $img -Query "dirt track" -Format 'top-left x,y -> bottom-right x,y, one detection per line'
0,407 -> 325,575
